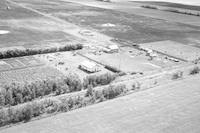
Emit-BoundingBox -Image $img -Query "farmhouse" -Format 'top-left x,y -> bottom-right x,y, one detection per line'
79,60 -> 100,73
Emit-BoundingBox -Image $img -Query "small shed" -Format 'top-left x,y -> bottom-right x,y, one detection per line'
79,60 -> 99,73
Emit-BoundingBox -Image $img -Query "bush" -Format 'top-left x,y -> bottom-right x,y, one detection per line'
83,73 -> 117,89
132,82 -> 141,90
105,65 -> 121,73
190,67 -> 200,75
141,5 -> 158,9
102,84 -> 127,99
172,71 -> 183,80
22,105 -> 33,121
85,85 -> 94,97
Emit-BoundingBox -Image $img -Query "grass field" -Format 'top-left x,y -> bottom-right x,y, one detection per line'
61,0 -> 200,27
1,74 -> 200,133
10,0 -> 200,44
140,40 -> 200,61
0,0 -> 83,48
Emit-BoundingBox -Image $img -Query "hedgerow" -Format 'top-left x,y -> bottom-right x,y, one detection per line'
0,43 -> 83,59
0,73 -> 118,107
0,74 -> 82,107
0,84 -> 127,127
83,73 -> 117,89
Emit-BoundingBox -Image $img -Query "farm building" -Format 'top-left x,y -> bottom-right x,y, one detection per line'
79,60 -> 100,73
103,45 -> 119,53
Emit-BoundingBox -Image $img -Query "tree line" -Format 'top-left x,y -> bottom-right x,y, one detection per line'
0,43 -> 83,59
0,83 -> 127,127
0,73 -> 117,107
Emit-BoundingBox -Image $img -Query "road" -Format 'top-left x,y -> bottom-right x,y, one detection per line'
1,75 -> 200,133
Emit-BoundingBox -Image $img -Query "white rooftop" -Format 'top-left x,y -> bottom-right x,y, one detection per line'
81,60 -> 97,69
108,45 -> 119,50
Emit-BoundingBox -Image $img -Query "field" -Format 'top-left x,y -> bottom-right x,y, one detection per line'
0,56 -> 64,84
0,66 -> 63,84
10,0 -> 200,44
1,74 -> 200,133
0,0 -> 83,48
0,56 -> 43,71
140,40 -> 200,61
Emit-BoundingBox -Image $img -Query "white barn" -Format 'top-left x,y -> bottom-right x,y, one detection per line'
79,60 -> 100,73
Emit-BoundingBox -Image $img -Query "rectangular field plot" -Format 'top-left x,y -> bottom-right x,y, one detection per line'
140,40 -> 200,61
0,66 -> 63,84
0,56 -> 44,72
83,47 -> 179,73
0,61 -> 12,71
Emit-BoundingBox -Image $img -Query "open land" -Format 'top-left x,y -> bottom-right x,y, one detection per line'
0,0 -> 200,132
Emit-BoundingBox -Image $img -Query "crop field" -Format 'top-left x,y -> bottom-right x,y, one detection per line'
0,56 -> 44,72
0,0 -> 82,48
1,75 -> 200,133
0,66 -> 63,84
10,0 -> 200,44
83,46 -> 179,73
0,56 -> 64,84
140,40 -> 200,61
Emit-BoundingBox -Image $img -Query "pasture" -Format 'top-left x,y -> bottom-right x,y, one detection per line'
1,74 -> 200,133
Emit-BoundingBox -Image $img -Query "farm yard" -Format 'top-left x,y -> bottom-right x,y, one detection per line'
0,0 -> 200,132
82,46 -> 181,73
36,51 -> 112,80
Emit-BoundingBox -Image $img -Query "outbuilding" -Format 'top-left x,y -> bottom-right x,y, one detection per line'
105,45 -> 119,53
79,60 -> 100,73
